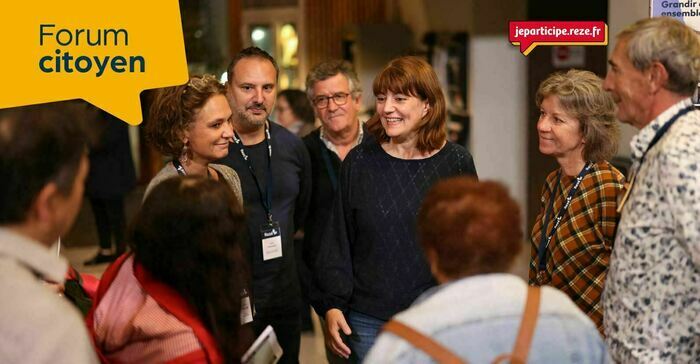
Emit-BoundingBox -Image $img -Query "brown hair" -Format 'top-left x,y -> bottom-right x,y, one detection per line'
0,101 -> 90,223
146,74 -> 226,159
536,69 -> 619,162
227,46 -> 279,82
133,176 -> 251,361
368,56 -> 447,154
418,178 -> 522,279
305,59 -> 361,99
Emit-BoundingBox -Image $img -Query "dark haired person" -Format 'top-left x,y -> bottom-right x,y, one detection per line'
0,103 -> 98,363
90,176 -> 249,363
275,89 -> 315,137
366,178 -> 609,363
83,111 -> 136,265
220,46 -> 311,364
144,74 -> 242,203
315,56 -> 477,362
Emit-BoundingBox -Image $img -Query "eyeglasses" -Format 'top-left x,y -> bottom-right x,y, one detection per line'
313,92 -> 350,108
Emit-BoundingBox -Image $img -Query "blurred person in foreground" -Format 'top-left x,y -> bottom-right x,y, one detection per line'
0,102 -> 98,363
315,56 -> 477,362
366,177 -> 610,363
602,17 -> 700,363
275,89 -> 316,137
529,69 -> 624,334
89,176 -> 250,363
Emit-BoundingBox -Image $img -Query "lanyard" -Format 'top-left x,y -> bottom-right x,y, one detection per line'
172,159 -> 211,178
172,159 -> 187,176
232,123 -> 273,222
320,145 -> 339,191
617,106 -> 694,213
537,161 -> 593,272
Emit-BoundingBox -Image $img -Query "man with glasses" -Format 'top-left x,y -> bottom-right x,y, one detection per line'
300,60 -> 367,363
219,47 -> 311,364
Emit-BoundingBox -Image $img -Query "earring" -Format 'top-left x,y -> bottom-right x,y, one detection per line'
180,143 -> 190,164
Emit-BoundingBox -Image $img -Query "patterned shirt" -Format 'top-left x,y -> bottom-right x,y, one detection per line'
603,98 -> 700,363
529,160 -> 624,333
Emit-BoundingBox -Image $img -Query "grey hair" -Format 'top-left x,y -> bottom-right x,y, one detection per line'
618,17 -> 700,96
305,60 -> 362,100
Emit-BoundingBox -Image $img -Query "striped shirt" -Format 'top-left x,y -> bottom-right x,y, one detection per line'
529,160 -> 624,333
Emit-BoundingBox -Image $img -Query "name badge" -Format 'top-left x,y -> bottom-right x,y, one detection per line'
261,221 -> 282,261
240,289 -> 254,325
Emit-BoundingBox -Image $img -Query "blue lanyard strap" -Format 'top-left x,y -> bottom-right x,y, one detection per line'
537,161 -> 593,272
232,122 -> 273,222
618,106 -> 695,215
172,158 -> 187,176
171,159 -> 211,178
639,106 -> 694,169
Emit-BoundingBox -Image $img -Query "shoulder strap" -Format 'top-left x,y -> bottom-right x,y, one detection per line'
493,286 -> 541,364
383,320 -> 466,364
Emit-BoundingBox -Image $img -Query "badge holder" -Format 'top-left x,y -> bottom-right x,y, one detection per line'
260,220 -> 282,261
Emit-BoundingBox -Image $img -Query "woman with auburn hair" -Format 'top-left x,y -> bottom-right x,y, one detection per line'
314,56 -> 477,362
144,74 -> 242,203
89,176 -> 251,363
366,178 -> 610,363
529,69 -> 624,334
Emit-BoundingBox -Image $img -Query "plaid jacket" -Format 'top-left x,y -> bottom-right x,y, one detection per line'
529,160 -> 624,333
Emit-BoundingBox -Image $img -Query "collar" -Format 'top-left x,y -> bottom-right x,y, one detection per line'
630,98 -> 693,163
412,273 -> 523,306
0,227 -> 68,283
319,119 -> 364,155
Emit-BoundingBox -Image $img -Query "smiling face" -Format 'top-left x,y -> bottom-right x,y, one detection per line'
183,94 -> 233,164
227,57 -> 277,130
311,73 -> 361,136
603,39 -> 654,129
376,90 -> 429,143
537,95 -> 585,161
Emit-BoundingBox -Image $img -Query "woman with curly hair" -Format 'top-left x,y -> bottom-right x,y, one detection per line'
144,74 -> 242,203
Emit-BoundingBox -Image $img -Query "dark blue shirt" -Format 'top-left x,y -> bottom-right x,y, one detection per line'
219,122 -> 311,316
315,139 -> 477,320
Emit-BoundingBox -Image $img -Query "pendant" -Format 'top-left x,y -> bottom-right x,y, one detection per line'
536,270 -> 547,285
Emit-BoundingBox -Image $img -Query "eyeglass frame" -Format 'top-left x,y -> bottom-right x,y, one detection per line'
312,92 -> 356,109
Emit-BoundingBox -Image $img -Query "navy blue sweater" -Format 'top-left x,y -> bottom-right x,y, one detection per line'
314,140 -> 477,320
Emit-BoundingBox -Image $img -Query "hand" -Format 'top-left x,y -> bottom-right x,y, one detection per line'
325,308 -> 352,359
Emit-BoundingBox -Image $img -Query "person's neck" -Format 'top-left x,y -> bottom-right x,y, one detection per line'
384,134 -> 443,160
234,120 -> 266,145
637,91 -> 688,129
6,224 -> 53,248
324,121 -> 359,147
557,155 -> 586,177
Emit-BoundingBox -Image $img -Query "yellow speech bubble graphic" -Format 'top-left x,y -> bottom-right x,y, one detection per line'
0,0 -> 188,125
